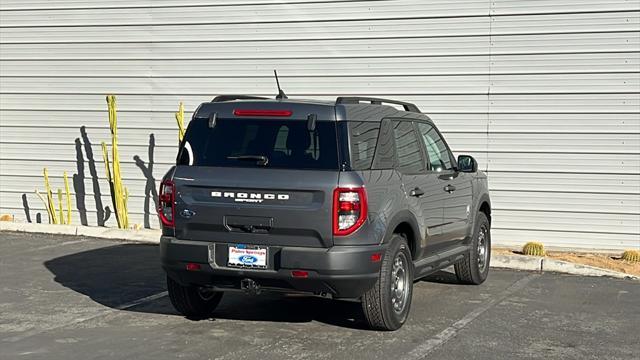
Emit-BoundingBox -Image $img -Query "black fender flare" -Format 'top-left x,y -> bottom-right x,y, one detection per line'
381,209 -> 423,257
467,193 -> 491,240
475,193 -> 491,222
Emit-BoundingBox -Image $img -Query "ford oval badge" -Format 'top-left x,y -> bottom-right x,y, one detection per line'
180,209 -> 196,219
239,255 -> 258,264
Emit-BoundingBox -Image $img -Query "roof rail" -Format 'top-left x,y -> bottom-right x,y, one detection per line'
211,95 -> 268,102
335,96 -> 420,113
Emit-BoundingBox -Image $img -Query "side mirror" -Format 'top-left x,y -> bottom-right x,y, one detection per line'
457,155 -> 477,173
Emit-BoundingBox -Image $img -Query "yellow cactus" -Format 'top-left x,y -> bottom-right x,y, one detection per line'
43,168 -> 58,224
57,189 -> 63,224
522,242 -> 546,256
101,142 -> 112,182
64,171 -> 72,225
175,101 -> 186,142
35,189 -> 48,219
621,250 -> 640,263
37,168 -> 72,224
102,95 -> 129,229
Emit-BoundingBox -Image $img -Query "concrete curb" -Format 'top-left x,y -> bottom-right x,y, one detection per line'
2,222 -> 638,280
491,254 -> 639,281
0,222 -> 161,244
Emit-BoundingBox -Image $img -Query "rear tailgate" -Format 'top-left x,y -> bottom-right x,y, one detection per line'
173,166 -> 337,248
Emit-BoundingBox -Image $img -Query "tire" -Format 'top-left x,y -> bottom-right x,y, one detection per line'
361,234 -> 414,331
455,212 -> 491,285
167,275 -> 223,319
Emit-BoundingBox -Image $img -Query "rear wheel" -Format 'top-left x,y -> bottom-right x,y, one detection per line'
455,212 -> 491,285
361,234 -> 413,331
167,275 -> 223,319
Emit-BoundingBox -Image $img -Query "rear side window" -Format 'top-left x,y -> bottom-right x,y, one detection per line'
348,122 -> 380,170
392,121 -> 426,174
178,118 -> 339,170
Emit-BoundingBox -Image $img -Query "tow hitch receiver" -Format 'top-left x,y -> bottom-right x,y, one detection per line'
240,278 -> 261,295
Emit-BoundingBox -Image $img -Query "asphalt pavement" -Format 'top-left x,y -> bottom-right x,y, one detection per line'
1,231 -> 638,360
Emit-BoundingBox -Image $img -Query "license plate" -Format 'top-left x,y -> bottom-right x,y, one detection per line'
228,245 -> 268,269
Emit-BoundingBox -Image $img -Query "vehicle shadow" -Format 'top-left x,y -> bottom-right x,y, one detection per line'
43,243 -> 374,330
44,243 -> 170,313
421,269 -> 465,285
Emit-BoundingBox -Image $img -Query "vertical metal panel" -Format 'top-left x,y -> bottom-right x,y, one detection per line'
0,0 -> 638,250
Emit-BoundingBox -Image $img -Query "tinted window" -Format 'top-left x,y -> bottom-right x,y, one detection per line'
178,118 -> 339,170
372,119 -> 396,169
348,122 -> 380,170
392,121 -> 426,174
416,122 -> 453,172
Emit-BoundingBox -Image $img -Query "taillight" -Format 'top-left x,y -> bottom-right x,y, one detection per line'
158,179 -> 175,228
333,187 -> 367,236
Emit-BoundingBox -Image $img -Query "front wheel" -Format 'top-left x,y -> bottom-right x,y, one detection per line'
361,234 -> 414,331
455,212 -> 491,285
167,275 -> 223,319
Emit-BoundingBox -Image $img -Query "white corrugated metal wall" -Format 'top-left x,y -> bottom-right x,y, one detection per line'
0,0 -> 638,250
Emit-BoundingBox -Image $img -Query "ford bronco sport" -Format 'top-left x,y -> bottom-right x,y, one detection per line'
159,95 -> 491,331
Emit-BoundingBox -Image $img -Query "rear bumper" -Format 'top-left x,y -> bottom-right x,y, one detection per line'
160,236 -> 385,299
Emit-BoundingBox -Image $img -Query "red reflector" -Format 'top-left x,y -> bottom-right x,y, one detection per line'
186,263 -> 201,271
291,270 -> 308,278
233,109 -> 293,117
371,253 -> 382,262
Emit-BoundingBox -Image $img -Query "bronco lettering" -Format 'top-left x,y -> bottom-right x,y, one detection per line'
211,191 -> 290,203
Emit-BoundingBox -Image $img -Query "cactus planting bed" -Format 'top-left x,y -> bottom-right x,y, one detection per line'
493,248 -> 640,276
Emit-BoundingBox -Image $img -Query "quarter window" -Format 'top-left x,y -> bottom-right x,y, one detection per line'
416,122 -> 452,172
371,119 -> 396,169
348,122 -> 380,170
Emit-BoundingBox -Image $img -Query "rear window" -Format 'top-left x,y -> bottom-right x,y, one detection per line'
178,118 -> 339,170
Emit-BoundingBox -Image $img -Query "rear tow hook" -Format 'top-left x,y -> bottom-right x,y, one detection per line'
240,278 -> 261,295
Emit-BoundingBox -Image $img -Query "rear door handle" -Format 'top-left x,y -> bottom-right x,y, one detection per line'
444,184 -> 456,193
410,187 -> 425,197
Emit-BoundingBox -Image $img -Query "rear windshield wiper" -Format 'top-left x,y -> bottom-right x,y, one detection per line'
226,155 -> 269,166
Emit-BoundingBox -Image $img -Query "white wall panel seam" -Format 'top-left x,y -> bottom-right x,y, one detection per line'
1,10 -> 638,28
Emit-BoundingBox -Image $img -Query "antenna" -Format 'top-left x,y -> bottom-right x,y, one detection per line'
274,70 -> 288,100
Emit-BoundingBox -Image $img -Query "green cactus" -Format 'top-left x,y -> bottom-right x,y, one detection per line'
522,242 -> 545,256
621,250 -> 640,263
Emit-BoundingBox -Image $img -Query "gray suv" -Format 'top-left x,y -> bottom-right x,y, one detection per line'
159,95 -> 491,330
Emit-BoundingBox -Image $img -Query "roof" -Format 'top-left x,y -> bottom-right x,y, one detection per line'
194,95 -> 432,123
